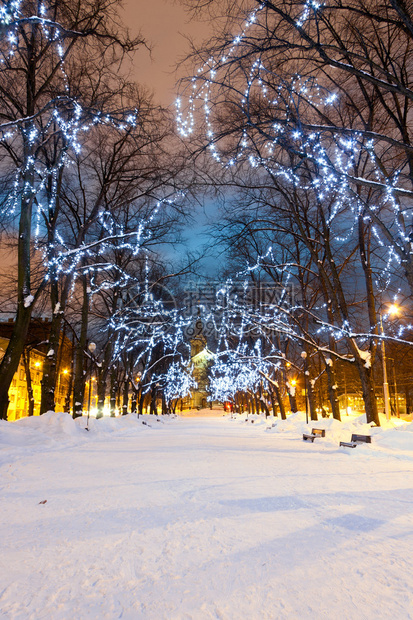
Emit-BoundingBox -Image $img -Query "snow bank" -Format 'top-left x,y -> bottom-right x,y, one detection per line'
80,413 -> 173,436
1,409 -> 412,459
16,410 -> 81,437
0,411 -> 81,451
373,422 -> 413,453
0,412 -> 177,455
225,410 -> 413,458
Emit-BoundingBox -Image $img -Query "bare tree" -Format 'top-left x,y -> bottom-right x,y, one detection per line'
0,0 -> 144,419
176,0 -> 413,423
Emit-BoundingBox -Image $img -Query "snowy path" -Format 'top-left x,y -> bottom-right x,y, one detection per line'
1,413 -> 413,619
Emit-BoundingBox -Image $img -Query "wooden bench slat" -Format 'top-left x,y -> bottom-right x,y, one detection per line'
340,434 -> 372,448
311,428 -> 326,437
303,434 -> 316,442
339,441 -> 357,448
351,434 -> 371,443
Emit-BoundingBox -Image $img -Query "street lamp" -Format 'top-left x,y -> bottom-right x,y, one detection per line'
290,378 -> 297,406
135,371 -> 142,418
56,368 -> 69,409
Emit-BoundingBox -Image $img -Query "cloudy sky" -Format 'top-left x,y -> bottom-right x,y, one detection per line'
122,0 -> 222,275
123,0 -> 210,106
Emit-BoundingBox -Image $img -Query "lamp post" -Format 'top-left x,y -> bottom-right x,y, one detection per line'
379,305 -> 399,421
379,314 -> 391,421
136,371 -> 142,418
56,368 -> 69,410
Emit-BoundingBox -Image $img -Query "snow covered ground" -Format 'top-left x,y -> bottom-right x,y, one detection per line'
1,410 -> 413,619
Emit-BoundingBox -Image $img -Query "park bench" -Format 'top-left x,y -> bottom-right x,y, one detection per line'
339,433 -> 371,448
303,428 -> 326,442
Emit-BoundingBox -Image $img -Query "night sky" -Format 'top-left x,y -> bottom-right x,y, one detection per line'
123,0 -> 220,275
122,0 -> 210,107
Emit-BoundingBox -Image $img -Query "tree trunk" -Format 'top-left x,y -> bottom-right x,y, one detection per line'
302,350 -> 318,421
356,360 -> 379,425
273,383 -> 286,420
40,298 -> 65,414
0,302 -> 33,420
131,387 -> 138,414
404,384 -> 411,416
325,362 -> 341,421
260,399 -> 270,417
138,391 -> 145,417
72,275 -> 89,418
23,349 -> 35,417
269,389 -> 278,417
110,368 -> 118,416
254,393 -> 261,414
308,381 -> 318,421
122,375 -> 129,415
96,347 -> 112,418
40,165 -> 68,415
65,337 -> 75,414
286,383 -> 298,413
150,385 -> 157,415
0,158 -> 36,420
96,373 -> 106,418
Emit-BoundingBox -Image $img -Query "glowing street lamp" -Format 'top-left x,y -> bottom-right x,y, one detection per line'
56,368 -> 69,404
388,304 -> 399,316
